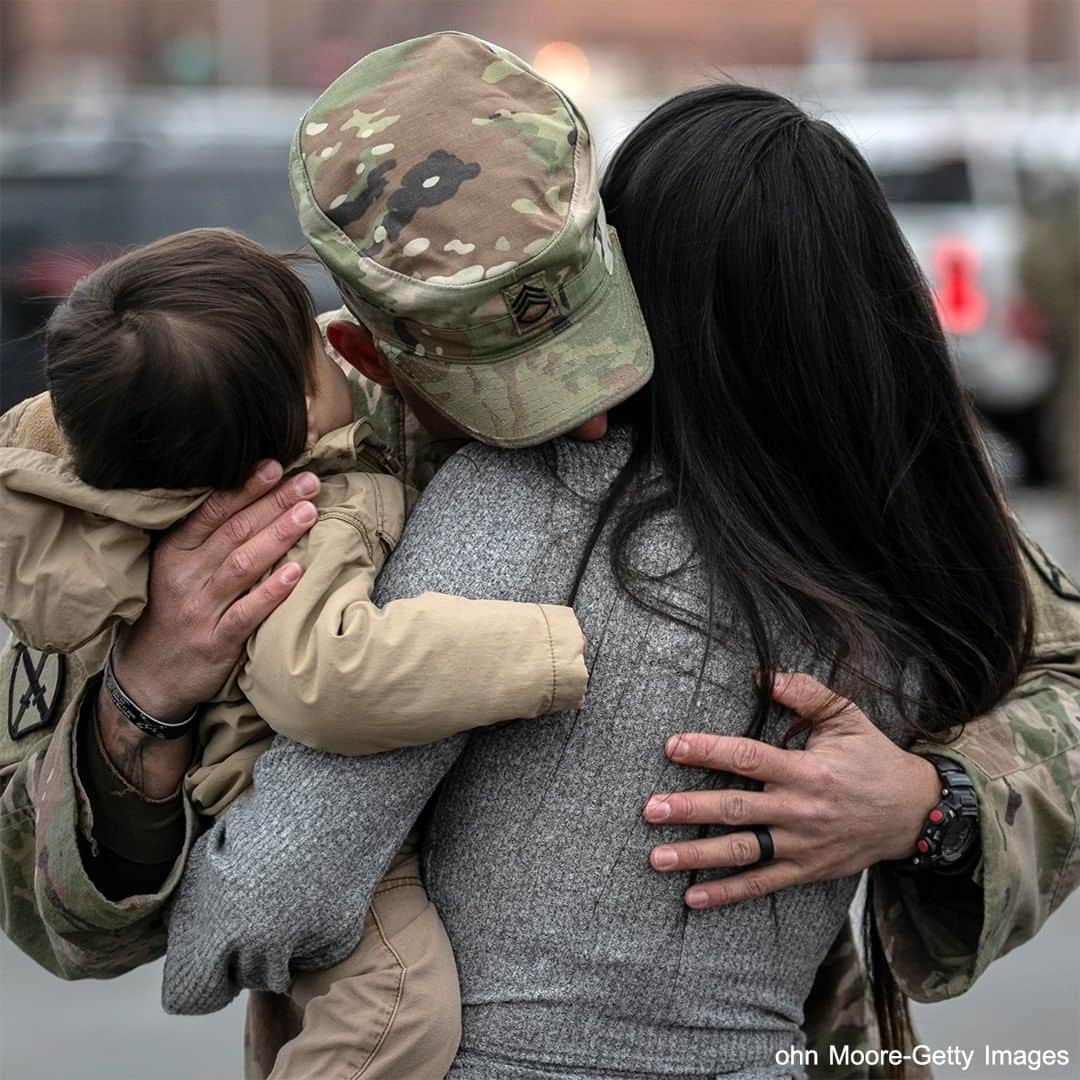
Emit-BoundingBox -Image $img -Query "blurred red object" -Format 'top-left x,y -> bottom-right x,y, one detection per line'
931,237 -> 988,336
301,40 -> 367,90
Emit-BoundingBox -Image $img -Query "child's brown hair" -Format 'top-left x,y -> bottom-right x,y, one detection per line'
45,228 -> 317,490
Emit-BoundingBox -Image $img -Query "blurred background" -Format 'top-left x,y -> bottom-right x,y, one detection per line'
0,2 -> 1078,1077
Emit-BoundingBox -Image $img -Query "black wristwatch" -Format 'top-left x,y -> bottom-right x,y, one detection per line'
904,754 -> 980,874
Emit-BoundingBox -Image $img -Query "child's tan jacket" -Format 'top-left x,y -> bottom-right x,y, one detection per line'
0,393 -> 587,818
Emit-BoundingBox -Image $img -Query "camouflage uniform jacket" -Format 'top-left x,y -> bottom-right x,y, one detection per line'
1,315 -> 1078,1074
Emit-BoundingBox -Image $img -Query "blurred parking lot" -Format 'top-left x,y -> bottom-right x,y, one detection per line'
0,89 -> 341,411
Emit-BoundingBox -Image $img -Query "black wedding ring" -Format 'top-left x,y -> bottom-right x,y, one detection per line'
751,825 -> 775,867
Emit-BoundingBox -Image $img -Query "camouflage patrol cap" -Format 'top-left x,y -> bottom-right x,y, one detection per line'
290,31 -> 653,447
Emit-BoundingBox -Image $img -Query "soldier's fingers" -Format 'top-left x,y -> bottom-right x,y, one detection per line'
769,672 -> 863,727
205,500 -> 319,612
684,863 -> 802,909
200,472 -> 320,573
649,829 -> 791,873
169,461 -> 282,549
173,468 -> 320,571
213,562 -> 305,653
643,789 -> 795,828
665,732 -> 804,785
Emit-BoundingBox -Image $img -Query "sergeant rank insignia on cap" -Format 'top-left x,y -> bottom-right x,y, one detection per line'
504,275 -> 569,336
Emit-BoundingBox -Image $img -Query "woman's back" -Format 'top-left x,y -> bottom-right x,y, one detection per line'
373,432 -> 908,1079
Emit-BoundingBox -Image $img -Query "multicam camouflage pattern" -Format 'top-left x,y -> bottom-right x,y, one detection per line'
801,526 -> 1080,1079
0,638 -> 193,979
873,530 -> 1080,1006
804,920 -> 890,1080
0,323 -> 450,986
0,396 -> 188,979
317,306 -> 466,492
234,517 -> 1080,1080
291,31 -> 652,448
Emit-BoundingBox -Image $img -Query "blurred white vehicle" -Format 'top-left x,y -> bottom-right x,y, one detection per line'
837,108 -> 1054,404
827,98 -> 1080,482
838,95 -> 1080,483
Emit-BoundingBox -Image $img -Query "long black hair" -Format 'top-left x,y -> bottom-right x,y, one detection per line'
587,84 -> 1032,1059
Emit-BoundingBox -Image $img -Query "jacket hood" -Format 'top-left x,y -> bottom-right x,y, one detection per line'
0,393 -> 380,654
0,394 -> 210,653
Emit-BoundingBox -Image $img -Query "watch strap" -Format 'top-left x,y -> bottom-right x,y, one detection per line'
905,754 -> 980,874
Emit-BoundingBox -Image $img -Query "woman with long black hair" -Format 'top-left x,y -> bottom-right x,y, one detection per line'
590,82 -> 1035,1059
597,84 -> 1030,745
4,36 -> 1074,1076
210,83 -> 1032,1078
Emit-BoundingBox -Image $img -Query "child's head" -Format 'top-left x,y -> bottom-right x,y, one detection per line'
44,227 -> 353,490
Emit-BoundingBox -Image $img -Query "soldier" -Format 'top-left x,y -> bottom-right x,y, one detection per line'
1,31 -> 1078,1080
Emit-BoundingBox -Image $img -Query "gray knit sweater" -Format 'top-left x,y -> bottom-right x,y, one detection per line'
163,430 -> 907,1079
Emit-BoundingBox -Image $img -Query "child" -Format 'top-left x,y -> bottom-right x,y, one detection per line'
0,226 -> 588,1079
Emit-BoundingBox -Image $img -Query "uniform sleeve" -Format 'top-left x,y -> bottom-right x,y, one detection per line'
872,535 -> 1080,1002
801,921 -> 937,1080
238,477 -> 587,756
80,702 -> 187,896
0,679 -> 196,980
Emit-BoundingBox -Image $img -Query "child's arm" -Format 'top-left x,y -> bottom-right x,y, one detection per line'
238,471 -> 587,756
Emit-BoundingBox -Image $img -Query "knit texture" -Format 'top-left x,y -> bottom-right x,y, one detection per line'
163,429 -> 908,1078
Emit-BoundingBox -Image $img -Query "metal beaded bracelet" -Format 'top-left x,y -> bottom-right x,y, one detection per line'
102,645 -> 197,741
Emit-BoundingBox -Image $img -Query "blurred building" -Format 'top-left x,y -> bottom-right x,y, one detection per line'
3,0 -> 1079,103
492,0 -> 1080,70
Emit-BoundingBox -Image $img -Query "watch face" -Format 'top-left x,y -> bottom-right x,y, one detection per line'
941,816 -> 977,862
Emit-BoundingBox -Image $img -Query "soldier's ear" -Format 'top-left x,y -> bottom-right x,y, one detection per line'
326,320 -> 395,387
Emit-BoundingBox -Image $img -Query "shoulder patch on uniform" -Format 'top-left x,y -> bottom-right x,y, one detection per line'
1020,533 -> 1080,603
7,643 -> 66,741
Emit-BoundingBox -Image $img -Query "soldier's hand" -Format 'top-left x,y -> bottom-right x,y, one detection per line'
110,461 -> 320,722
642,673 -> 942,909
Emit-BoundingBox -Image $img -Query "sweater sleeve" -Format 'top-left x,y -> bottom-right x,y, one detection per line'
162,732 -> 466,1014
